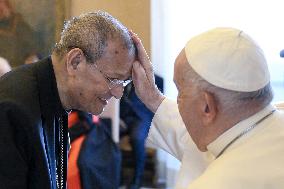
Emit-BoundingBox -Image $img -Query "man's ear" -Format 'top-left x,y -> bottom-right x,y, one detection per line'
66,48 -> 85,75
201,91 -> 217,125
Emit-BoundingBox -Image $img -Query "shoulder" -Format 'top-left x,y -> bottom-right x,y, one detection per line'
0,65 -> 41,116
189,140 -> 284,189
0,68 -> 36,97
0,101 -> 36,137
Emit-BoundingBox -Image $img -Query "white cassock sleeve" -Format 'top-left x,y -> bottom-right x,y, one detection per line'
147,98 -> 189,160
146,98 -> 213,189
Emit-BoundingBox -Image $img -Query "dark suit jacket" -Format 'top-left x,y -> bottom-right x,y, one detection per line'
0,57 -> 68,189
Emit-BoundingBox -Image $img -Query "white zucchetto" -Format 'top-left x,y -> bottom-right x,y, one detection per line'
184,27 -> 270,92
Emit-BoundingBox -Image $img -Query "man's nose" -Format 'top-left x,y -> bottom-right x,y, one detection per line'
110,84 -> 124,99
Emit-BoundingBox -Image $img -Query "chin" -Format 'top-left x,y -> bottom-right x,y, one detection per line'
90,107 -> 105,115
197,144 -> 208,152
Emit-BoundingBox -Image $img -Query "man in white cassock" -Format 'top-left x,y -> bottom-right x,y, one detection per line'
131,28 -> 284,189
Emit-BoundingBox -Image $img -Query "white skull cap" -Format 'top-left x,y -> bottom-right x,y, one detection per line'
184,27 -> 270,92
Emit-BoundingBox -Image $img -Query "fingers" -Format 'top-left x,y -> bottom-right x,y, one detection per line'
129,31 -> 165,112
130,32 -> 149,64
130,32 -> 155,85
130,32 -> 153,70
132,60 -> 165,112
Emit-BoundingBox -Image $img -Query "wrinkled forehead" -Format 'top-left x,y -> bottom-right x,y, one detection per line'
112,49 -> 135,78
96,40 -> 135,79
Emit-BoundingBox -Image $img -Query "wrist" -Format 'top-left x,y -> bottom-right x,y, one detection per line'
147,92 -> 165,113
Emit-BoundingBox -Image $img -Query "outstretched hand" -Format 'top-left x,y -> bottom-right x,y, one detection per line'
130,32 -> 165,113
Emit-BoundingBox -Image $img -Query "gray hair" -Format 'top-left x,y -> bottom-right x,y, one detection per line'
53,11 -> 135,63
186,65 -> 273,114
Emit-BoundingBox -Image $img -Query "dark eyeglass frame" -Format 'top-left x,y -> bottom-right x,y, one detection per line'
68,46 -> 132,89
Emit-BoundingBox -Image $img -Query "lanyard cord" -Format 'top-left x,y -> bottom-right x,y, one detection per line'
216,110 -> 276,159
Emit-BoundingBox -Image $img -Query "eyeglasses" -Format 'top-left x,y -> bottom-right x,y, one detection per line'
93,64 -> 132,89
71,46 -> 132,89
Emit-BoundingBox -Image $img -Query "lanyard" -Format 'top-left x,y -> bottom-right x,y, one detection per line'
216,110 -> 276,159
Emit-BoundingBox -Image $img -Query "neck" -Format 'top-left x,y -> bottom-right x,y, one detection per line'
203,102 -> 268,151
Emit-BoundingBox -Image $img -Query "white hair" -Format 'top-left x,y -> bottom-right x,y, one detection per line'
186,65 -> 273,114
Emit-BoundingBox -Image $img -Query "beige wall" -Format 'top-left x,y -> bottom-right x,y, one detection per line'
70,0 -> 151,56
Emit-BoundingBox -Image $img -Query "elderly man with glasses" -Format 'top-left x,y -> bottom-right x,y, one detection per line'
0,11 -> 135,189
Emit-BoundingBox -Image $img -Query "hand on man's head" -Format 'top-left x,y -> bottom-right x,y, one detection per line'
131,32 -> 165,113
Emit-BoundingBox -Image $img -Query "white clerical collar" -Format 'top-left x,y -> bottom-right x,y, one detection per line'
207,104 -> 276,158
